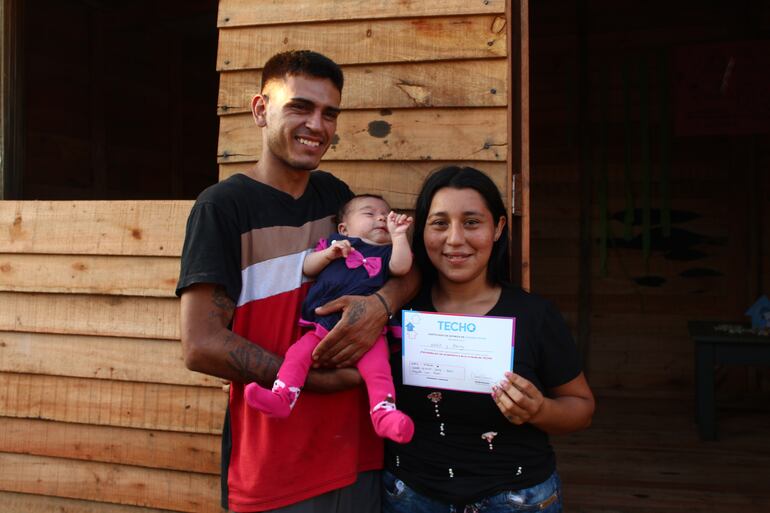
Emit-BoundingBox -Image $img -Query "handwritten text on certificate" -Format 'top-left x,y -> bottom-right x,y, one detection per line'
401,310 -> 516,394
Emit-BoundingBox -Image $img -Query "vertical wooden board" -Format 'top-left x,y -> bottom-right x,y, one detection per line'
219,161 -> 509,211
0,201 -> 192,256
0,417 -> 219,474
0,254 -> 179,296
218,0 -> 506,27
0,453 -> 220,513
217,16 -> 507,70
0,373 -> 226,434
0,491 -> 178,513
0,293 -> 180,339
218,108 -> 508,163
218,59 -> 508,114
510,0 -> 530,289
0,332 -> 216,387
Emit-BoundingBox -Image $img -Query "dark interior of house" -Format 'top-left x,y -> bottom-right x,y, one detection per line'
527,2 -> 769,507
17,0 -> 219,200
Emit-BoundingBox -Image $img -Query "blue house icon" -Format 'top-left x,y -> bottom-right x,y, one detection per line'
745,295 -> 770,329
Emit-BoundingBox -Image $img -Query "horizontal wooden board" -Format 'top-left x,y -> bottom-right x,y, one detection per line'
0,491 -> 177,513
0,373 -> 226,434
0,292 -> 180,340
0,254 -> 179,297
0,417 -> 219,474
561,484 -> 770,513
218,0 -> 505,27
0,332 -> 216,387
219,161 -> 509,211
218,59 -> 507,114
218,108 -> 507,163
559,446 -> 770,491
217,15 -> 507,70
0,453 -> 219,513
0,201 -> 192,256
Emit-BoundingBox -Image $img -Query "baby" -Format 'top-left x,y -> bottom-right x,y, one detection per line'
245,194 -> 415,443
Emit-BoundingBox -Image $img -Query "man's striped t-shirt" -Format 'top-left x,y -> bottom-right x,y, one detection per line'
177,171 -> 383,511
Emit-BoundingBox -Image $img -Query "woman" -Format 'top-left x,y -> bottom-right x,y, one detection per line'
383,166 -> 595,512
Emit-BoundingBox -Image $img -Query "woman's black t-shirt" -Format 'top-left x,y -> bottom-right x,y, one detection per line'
385,284 -> 582,504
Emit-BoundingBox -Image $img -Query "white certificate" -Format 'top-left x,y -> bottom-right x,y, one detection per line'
401,310 -> 515,394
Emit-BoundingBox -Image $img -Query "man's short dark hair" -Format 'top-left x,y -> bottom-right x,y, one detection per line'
261,50 -> 344,94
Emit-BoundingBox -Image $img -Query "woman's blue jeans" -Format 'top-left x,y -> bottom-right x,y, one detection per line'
382,470 -> 562,513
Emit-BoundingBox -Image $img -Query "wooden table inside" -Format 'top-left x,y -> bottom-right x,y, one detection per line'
689,320 -> 770,440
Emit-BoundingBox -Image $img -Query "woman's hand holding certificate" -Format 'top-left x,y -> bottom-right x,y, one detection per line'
491,371 -> 545,425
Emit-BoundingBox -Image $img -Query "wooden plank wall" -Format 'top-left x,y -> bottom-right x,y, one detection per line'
0,201 -> 228,512
529,0 -> 770,389
215,0 -> 512,213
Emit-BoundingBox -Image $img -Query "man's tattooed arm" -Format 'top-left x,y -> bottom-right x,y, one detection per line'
180,283 -> 281,386
224,332 -> 281,386
180,282 -> 361,390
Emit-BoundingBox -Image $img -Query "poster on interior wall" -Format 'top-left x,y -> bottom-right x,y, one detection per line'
673,40 -> 770,136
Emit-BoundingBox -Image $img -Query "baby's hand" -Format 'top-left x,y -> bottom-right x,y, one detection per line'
326,239 -> 352,260
387,211 -> 413,236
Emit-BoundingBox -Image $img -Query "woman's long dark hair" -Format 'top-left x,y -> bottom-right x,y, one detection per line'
412,165 -> 510,286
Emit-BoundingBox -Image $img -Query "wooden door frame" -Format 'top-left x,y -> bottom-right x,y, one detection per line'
508,0 -> 530,290
1,0 -> 23,200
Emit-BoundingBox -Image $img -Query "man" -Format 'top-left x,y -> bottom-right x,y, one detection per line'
176,50 -> 418,513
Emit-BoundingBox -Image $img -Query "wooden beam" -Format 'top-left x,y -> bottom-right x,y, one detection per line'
0,453 -> 220,513
0,292 -> 180,340
218,0 -> 505,27
0,417 -> 219,474
0,254 -> 179,297
0,372 -> 225,434
0,201 -> 192,256
218,59 -> 508,114
217,15 -> 507,70
218,108 -> 508,163
219,161 -> 509,211
0,331 -> 217,387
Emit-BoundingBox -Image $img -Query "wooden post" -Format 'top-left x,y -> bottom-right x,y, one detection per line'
508,0 -> 530,290
1,0 -> 23,199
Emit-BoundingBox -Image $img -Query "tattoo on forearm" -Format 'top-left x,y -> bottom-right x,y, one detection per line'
226,341 -> 279,384
344,300 -> 366,326
209,286 -> 235,323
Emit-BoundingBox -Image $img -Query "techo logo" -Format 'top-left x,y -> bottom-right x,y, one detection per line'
437,320 -> 477,333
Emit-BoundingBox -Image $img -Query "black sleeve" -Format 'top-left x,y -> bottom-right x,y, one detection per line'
536,300 -> 582,389
175,201 -> 242,304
